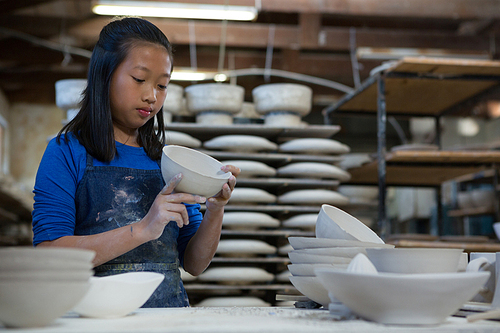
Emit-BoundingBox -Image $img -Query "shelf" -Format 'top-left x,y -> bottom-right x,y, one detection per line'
451,169 -> 497,184
329,57 -> 500,116
184,284 -> 294,291
391,239 -> 500,252
221,229 -> 314,237
211,257 -> 290,264
203,205 -> 322,214
347,150 -> 500,186
447,206 -> 495,217
166,123 -> 340,141
200,150 -> 343,165
236,178 -> 339,189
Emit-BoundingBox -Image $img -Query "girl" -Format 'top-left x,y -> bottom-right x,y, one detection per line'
32,17 -> 239,307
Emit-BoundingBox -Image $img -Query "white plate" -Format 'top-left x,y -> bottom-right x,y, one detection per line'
288,237 -> 394,250
216,240 -> 277,256
204,135 -> 278,152
222,212 -> 280,229
277,163 -> 351,181
281,214 -> 317,230
288,263 -> 349,276
278,190 -> 349,205
289,276 -> 330,307
290,247 -> 367,259
165,131 -> 201,148
279,138 -> 350,155
228,188 -> 277,204
221,160 -> 276,178
288,252 -> 352,264
198,267 -> 274,284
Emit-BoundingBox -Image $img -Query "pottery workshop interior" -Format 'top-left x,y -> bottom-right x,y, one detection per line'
4,0 -> 500,331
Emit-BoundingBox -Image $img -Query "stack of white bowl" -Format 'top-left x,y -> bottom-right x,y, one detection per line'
287,204 -> 394,308
0,247 -> 95,328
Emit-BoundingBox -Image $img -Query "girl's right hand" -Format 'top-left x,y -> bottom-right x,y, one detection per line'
138,173 -> 206,241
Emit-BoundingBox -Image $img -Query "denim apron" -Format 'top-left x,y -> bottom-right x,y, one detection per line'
74,153 -> 189,307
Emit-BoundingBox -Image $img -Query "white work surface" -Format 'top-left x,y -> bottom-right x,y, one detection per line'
2,307 -> 500,333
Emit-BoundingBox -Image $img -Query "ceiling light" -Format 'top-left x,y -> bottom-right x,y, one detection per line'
92,1 -> 258,21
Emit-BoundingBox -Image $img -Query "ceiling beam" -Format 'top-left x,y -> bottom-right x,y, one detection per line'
69,17 -> 491,52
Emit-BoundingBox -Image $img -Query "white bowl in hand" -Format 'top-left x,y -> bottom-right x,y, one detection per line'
72,272 -> 164,318
161,145 -> 231,197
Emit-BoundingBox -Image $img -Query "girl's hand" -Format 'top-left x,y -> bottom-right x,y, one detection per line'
205,165 -> 240,211
138,173 -> 206,241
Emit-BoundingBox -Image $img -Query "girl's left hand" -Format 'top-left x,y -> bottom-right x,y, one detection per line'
205,165 -> 240,211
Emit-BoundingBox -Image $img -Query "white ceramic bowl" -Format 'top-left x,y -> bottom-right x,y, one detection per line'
0,247 -> 95,271
288,251 -> 352,265
0,280 -> 90,328
72,272 -> 164,318
216,239 -> 277,257
162,83 -> 184,114
288,263 -> 348,276
288,237 -> 394,250
222,212 -> 280,230
290,247 -> 367,259
0,269 -> 93,281
315,204 -> 384,244
289,276 -> 330,307
198,267 -> 274,284
55,79 -> 87,110
185,83 -> 245,114
161,145 -> 231,197
470,189 -> 496,210
314,267 -> 490,325
365,248 -> 464,274
252,83 -> 313,116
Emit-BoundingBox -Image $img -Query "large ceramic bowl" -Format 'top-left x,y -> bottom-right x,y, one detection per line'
0,280 -> 90,328
288,237 -> 394,250
0,269 -> 93,281
252,83 -> 313,116
185,83 -> 245,114
72,272 -> 164,318
290,247 -> 367,259
315,204 -> 384,244
161,145 -> 231,197
289,276 -> 330,307
162,83 -> 184,114
365,248 -> 464,274
0,247 -> 95,271
288,263 -> 349,276
314,267 -> 490,325
288,251 -> 352,265
55,79 -> 87,110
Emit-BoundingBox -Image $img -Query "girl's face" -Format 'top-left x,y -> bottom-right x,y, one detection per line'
109,42 -> 172,142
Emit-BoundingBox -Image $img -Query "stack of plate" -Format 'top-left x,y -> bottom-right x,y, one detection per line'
0,247 -> 95,328
286,205 -> 393,308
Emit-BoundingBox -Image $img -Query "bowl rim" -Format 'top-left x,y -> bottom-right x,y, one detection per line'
162,145 -> 232,181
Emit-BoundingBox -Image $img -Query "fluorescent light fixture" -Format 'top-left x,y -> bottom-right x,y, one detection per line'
170,67 -> 227,82
357,47 -> 490,60
92,1 -> 258,21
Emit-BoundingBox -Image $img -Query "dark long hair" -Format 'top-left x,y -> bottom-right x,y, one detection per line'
57,17 -> 173,162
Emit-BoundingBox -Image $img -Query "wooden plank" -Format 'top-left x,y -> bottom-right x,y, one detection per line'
447,206 -> 494,217
390,57 -> 500,76
337,77 -> 497,114
391,239 -> 500,252
387,150 -> 500,164
347,161 -> 488,186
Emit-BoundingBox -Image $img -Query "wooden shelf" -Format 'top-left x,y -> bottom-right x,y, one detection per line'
221,229 -> 314,237
236,177 -> 339,189
211,257 -> 290,264
166,123 -> 340,141
184,284 -> 294,291
200,150 -> 343,165
202,204 -> 323,214
447,206 -> 495,217
331,57 -> 500,116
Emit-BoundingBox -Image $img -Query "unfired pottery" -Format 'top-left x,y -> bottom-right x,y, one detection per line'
278,138 -> 350,155
164,131 -> 201,148
277,163 -> 351,181
222,212 -> 280,229
365,248 -> 464,274
290,247 -> 368,259
277,190 -> 349,206
221,160 -> 276,178
314,267 -> 489,325
228,188 -> 277,204
281,214 -> 317,230
216,239 -> 277,257
287,237 -> 394,251
162,83 -> 184,114
185,83 -> 244,114
289,276 -> 330,307
0,247 -> 95,271
337,185 -> 379,200
72,272 -> 164,319
161,145 -> 231,197
195,296 -> 270,307
288,251 -> 352,265
315,204 -> 384,244
288,263 -> 348,276
198,267 -> 274,284
195,111 -> 233,125
55,79 -> 86,111
263,111 -> 305,127
203,135 -> 278,152
346,253 -> 378,274
252,83 -> 313,116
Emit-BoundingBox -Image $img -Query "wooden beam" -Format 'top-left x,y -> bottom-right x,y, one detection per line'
69,18 -> 490,52
299,13 -> 321,48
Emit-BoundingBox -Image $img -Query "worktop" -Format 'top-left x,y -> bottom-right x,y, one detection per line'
2,307 -> 499,333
